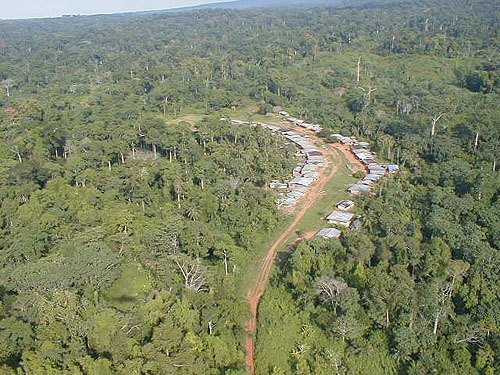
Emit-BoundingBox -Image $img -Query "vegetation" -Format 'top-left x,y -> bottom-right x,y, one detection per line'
0,0 -> 498,374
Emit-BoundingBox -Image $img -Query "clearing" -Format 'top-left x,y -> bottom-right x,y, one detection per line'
245,125 -> 363,374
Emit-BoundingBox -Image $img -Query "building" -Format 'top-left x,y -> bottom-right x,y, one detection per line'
307,156 -> 324,164
289,176 -> 314,187
306,150 -> 323,157
348,183 -> 372,196
336,200 -> 355,211
316,228 -> 342,239
277,197 -> 297,207
269,182 -> 288,189
287,191 -> 305,199
364,174 -> 382,182
326,211 -> 355,227
290,185 -> 309,193
301,164 -> 318,173
387,164 -> 400,173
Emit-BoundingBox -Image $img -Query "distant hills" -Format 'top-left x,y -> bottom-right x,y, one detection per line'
142,0 -> 340,14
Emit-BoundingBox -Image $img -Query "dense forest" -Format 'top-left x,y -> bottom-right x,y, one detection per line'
0,0 -> 499,374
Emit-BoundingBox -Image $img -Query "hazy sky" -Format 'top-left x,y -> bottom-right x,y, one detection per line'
2,0 -> 232,20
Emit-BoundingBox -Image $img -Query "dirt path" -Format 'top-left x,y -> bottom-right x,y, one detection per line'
244,122 -> 367,374
245,145 -> 341,374
335,143 -> 366,171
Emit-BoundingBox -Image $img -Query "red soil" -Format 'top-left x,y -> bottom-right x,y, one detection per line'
244,126 -> 366,374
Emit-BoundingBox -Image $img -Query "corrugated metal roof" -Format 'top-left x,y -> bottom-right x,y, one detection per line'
290,177 -> 314,186
316,228 -> 342,239
326,211 -> 355,223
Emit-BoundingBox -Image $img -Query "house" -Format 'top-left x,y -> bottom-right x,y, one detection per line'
290,176 -> 314,187
230,119 -> 251,125
358,142 -> 371,148
277,197 -> 297,207
368,164 -> 386,175
348,183 -> 372,195
301,164 -> 318,173
364,174 -> 382,182
326,211 -> 355,227
340,136 -> 356,145
387,164 -> 400,173
307,156 -> 324,164
306,150 -> 323,157
336,200 -> 355,211
261,123 -> 280,132
287,191 -> 305,199
316,228 -> 342,239
270,182 -> 288,189
303,172 -> 321,180
331,134 -> 343,141
290,185 -> 309,193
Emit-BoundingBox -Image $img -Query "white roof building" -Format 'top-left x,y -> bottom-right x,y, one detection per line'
316,228 -> 342,239
289,177 -> 314,187
336,200 -> 355,211
326,211 -> 355,227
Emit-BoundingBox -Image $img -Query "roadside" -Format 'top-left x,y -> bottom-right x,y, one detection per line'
245,143 -> 341,374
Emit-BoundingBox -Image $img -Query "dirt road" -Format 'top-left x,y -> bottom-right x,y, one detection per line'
245,145 -> 340,374
244,124 -> 365,374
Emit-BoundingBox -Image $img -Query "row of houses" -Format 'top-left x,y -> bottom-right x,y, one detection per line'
219,117 -> 326,209
285,117 -> 323,132
273,129 -> 326,207
315,199 -> 357,239
328,134 -> 399,196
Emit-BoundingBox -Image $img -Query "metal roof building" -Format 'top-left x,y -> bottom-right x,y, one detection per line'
336,200 -> 355,211
326,211 -> 355,227
289,176 -> 314,187
316,228 -> 342,239
348,184 -> 372,195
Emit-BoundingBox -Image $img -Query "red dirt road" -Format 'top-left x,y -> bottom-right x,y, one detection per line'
244,125 -> 365,374
245,145 -> 340,374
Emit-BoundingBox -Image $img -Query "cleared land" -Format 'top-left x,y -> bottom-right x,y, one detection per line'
244,125 -> 363,374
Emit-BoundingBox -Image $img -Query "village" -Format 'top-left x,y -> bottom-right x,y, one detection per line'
221,112 -> 399,242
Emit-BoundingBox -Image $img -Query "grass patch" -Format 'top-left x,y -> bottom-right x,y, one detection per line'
234,211 -> 297,298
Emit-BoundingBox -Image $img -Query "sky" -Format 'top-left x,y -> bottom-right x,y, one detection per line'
1,0 -> 233,20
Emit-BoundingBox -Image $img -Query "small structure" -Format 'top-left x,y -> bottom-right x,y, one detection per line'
301,164 -> 318,173
290,185 -> 309,193
336,200 -> 355,211
387,164 -> 400,173
316,228 -> 342,239
270,182 -> 288,189
289,176 -> 314,187
340,136 -> 356,145
348,183 -> 372,195
369,167 -> 386,176
326,211 -> 355,227
277,197 -> 297,207
331,134 -> 343,141
303,172 -> 321,180
287,191 -> 305,199
364,174 -> 382,182
306,150 -> 323,157
307,156 -> 324,164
